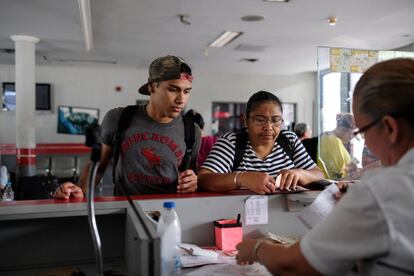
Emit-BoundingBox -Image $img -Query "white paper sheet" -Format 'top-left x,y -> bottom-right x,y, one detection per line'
297,183 -> 339,229
185,262 -> 272,276
245,196 -> 268,225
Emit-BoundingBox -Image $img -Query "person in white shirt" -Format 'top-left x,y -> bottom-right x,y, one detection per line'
236,58 -> 414,275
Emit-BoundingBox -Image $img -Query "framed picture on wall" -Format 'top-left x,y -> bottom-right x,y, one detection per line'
211,102 -> 246,136
57,105 -> 99,135
282,103 -> 297,130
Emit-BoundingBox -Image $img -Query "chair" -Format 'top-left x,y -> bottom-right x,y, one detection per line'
51,156 -> 77,178
302,137 -> 318,162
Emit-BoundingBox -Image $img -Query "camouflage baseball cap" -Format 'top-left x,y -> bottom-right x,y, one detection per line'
138,55 -> 193,95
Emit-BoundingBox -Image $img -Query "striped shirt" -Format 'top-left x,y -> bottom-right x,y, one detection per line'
201,130 -> 316,176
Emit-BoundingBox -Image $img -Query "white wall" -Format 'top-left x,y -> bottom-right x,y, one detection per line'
0,64 -> 316,143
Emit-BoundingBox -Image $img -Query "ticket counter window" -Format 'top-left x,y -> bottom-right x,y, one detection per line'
316,47 -> 414,180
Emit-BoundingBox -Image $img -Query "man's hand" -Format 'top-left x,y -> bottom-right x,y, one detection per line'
53,182 -> 84,199
177,169 -> 198,193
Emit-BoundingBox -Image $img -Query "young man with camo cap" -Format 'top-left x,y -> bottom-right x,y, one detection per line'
54,55 -> 201,198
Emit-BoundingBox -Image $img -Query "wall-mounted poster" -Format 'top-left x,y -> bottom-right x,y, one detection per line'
57,105 -> 99,135
282,103 -> 296,131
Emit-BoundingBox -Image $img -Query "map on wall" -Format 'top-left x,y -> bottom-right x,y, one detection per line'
330,48 -> 378,73
330,48 -> 414,73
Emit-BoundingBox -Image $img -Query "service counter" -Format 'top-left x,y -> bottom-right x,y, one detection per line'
0,190 -> 318,275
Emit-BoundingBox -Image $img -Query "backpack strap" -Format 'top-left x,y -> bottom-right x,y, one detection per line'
232,129 -> 295,171
232,128 -> 248,171
178,115 -> 196,172
112,105 -> 137,185
276,130 -> 295,161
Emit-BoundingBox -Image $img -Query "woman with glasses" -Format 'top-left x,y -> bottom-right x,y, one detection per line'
198,91 -> 323,194
236,58 -> 414,275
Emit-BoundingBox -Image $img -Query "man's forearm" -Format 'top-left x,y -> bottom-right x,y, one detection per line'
77,162 -> 105,192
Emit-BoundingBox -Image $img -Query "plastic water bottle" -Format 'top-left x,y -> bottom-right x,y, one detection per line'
2,182 -> 14,201
0,166 -> 8,190
157,201 -> 182,276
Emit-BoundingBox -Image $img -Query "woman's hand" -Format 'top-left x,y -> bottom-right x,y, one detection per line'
334,181 -> 355,201
277,169 -> 301,190
240,172 -> 276,194
236,239 -> 258,265
53,182 -> 84,199
177,169 -> 198,193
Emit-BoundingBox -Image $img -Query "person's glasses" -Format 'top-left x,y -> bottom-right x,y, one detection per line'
250,115 -> 284,127
352,117 -> 382,138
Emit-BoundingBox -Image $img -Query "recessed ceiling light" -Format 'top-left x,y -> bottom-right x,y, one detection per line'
241,15 -> 265,22
208,31 -> 243,48
328,16 -> 337,26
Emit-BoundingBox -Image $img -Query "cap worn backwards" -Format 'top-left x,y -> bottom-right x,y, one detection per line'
138,55 -> 193,95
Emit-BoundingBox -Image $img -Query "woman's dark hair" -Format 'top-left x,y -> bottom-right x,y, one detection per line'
185,109 -> 205,130
354,58 -> 414,126
246,91 -> 283,117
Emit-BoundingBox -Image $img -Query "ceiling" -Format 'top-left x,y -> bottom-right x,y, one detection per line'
0,0 -> 413,75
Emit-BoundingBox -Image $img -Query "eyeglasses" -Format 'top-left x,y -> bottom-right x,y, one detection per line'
352,117 -> 382,138
250,115 -> 284,127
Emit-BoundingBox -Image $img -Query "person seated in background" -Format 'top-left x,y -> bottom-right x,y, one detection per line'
362,144 -> 380,168
294,122 -> 312,140
198,91 -> 323,194
301,136 -> 318,162
295,122 -> 318,162
53,55 -> 201,199
184,109 -> 218,168
236,58 -> 414,275
317,113 -> 356,180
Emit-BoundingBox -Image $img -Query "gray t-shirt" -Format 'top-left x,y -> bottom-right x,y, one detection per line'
300,148 -> 414,275
100,105 -> 201,195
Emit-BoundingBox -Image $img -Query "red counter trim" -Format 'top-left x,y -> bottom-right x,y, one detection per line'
0,190 -> 261,207
1,143 -> 91,155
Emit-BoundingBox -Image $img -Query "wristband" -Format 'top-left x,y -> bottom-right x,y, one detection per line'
253,239 -> 265,261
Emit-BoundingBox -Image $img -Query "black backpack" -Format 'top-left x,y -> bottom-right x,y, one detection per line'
112,105 -> 195,186
232,128 -> 295,171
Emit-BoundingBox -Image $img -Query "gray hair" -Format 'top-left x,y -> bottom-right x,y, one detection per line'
294,123 -> 309,138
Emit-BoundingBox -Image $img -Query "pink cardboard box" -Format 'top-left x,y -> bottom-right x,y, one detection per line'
214,218 -> 243,251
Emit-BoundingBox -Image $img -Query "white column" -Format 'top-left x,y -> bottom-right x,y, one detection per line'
11,35 -> 40,177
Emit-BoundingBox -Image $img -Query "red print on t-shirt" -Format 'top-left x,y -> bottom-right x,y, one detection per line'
141,148 -> 161,168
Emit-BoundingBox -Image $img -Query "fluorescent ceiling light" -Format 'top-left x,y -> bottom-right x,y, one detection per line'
208,31 -> 243,48
78,0 -> 93,51
262,0 -> 289,2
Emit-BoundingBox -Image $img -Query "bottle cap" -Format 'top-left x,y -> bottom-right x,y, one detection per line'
163,201 -> 175,208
